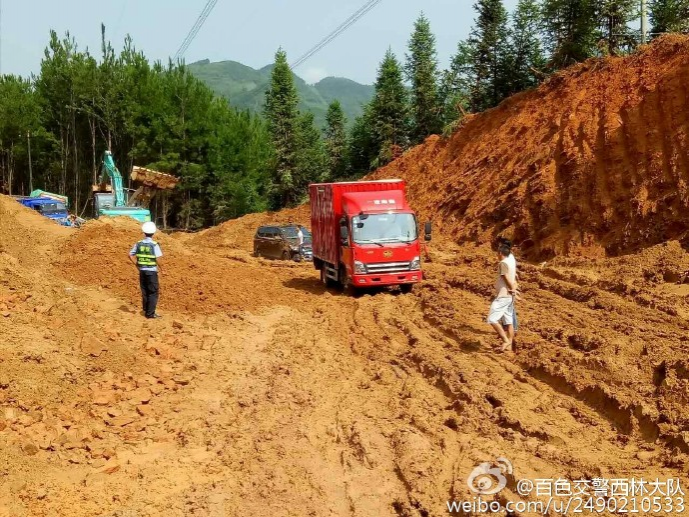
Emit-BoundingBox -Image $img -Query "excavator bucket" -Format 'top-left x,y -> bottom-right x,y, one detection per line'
128,166 -> 180,209
131,166 -> 179,190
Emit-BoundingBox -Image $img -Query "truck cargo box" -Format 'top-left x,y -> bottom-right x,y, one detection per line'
309,180 -> 406,267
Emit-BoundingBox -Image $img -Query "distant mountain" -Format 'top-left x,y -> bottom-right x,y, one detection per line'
188,59 -> 374,128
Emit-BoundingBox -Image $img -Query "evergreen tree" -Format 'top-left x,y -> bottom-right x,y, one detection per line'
324,100 -> 348,181
597,0 -> 638,55
467,0 -> 511,111
439,41 -> 474,125
2,29 -> 273,227
542,0 -> 598,69
264,48 -> 300,207
405,13 -> 443,143
369,49 -> 409,166
294,112 -> 328,196
650,0 -> 689,35
509,0 -> 547,94
348,106 -> 377,175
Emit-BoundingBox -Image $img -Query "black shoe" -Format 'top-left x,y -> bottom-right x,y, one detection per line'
146,313 -> 162,319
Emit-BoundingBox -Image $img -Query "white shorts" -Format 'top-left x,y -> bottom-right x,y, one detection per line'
487,297 -> 514,326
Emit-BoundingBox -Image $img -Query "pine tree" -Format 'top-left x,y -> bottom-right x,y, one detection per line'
597,0 -> 638,55
294,112 -> 328,195
324,100 -> 348,181
542,0 -> 598,69
467,0 -> 512,112
369,49 -> 409,165
439,41 -> 474,125
650,0 -> 689,35
405,13 -> 442,143
348,106 -> 377,175
264,48 -> 300,207
509,0 -> 547,94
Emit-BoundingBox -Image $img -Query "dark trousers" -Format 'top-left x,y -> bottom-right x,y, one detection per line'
139,271 -> 159,318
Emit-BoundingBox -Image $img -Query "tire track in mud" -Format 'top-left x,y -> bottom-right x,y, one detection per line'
347,294 -> 658,511
423,246 -> 689,470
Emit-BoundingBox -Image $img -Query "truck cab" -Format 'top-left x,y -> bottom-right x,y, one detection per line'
17,197 -> 69,225
310,180 -> 430,293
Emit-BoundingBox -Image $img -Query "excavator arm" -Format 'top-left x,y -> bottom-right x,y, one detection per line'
92,150 -> 178,222
95,151 -> 126,207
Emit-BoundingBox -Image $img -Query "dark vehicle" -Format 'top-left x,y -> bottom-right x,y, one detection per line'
254,225 -> 313,261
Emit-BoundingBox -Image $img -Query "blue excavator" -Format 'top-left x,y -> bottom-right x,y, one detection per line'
93,151 -> 178,222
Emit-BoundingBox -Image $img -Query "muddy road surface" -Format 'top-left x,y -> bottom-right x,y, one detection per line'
0,201 -> 687,516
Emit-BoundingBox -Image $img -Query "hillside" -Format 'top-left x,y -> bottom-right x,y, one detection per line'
188,59 -> 374,128
371,35 -> 689,260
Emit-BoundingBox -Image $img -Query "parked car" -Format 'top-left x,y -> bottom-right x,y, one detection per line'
253,225 -> 313,261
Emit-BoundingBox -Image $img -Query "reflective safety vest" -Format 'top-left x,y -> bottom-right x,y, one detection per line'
135,241 -> 158,268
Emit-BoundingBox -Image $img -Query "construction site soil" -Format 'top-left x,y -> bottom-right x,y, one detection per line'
370,35 -> 689,260
2,36 -> 689,516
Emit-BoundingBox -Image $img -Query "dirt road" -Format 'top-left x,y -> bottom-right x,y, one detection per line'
1,198 -> 688,516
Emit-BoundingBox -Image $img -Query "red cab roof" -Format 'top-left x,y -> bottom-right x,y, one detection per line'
342,190 -> 410,214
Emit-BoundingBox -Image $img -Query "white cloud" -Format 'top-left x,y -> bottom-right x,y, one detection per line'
301,67 -> 329,84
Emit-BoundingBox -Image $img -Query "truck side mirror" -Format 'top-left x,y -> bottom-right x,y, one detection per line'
340,225 -> 349,242
424,221 -> 432,242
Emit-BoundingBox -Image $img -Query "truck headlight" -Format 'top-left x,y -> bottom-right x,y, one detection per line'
354,261 -> 367,274
410,256 -> 421,270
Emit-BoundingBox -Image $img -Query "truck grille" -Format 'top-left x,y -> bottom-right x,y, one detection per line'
366,261 -> 411,274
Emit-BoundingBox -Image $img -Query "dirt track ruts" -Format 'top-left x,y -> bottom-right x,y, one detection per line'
1,197 -> 688,516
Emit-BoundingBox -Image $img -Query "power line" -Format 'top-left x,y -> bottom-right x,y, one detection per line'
291,0 -> 383,70
174,0 -> 219,62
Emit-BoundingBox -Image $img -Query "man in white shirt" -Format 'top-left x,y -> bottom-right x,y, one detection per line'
499,238 -> 519,336
297,226 -> 305,259
487,243 -> 518,352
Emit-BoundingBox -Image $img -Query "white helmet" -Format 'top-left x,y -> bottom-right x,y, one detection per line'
142,221 -> 157,235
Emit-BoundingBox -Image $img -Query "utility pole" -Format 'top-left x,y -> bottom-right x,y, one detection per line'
27,131 -> 33,192
641,0 -> 648,44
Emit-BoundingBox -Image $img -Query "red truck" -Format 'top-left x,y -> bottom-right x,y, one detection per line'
309,180 -> 431,293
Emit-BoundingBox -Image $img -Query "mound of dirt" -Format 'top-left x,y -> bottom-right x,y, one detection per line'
371,35 -> 689,259
0,195 -> 69,267
55,215 -> 315,314
192,205 -> 310,252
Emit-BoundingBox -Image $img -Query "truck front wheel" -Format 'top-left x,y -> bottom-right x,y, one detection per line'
339,266 -> 360,296
400,284 -> 414,294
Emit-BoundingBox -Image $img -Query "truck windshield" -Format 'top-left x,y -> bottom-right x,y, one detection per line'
352,213 -> 418,244
36,202 -> 67,215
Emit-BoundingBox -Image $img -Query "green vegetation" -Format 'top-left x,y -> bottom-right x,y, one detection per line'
0,5 -> 685,225
187,59 -> 374,128
405,13 -> 443,143
0,30 -> 273,229
650,0 -> 689,34
324,101 -> 348,181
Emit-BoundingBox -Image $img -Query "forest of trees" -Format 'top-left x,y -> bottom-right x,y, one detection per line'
0,1 -> 685,228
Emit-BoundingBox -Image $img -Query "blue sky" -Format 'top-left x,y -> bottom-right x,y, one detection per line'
1,0 -> 519,84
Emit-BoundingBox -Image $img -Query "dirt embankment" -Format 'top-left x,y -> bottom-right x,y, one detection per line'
371,35 -> 689,259
191,205 -> 310,252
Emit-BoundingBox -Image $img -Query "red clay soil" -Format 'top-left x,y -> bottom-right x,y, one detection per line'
55,216 -> 314,314
371,35 -> 689,259
192,205 -> 311,252
6,37 -> 689,517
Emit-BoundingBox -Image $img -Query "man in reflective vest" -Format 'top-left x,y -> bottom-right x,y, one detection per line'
128,221 -> 164,319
